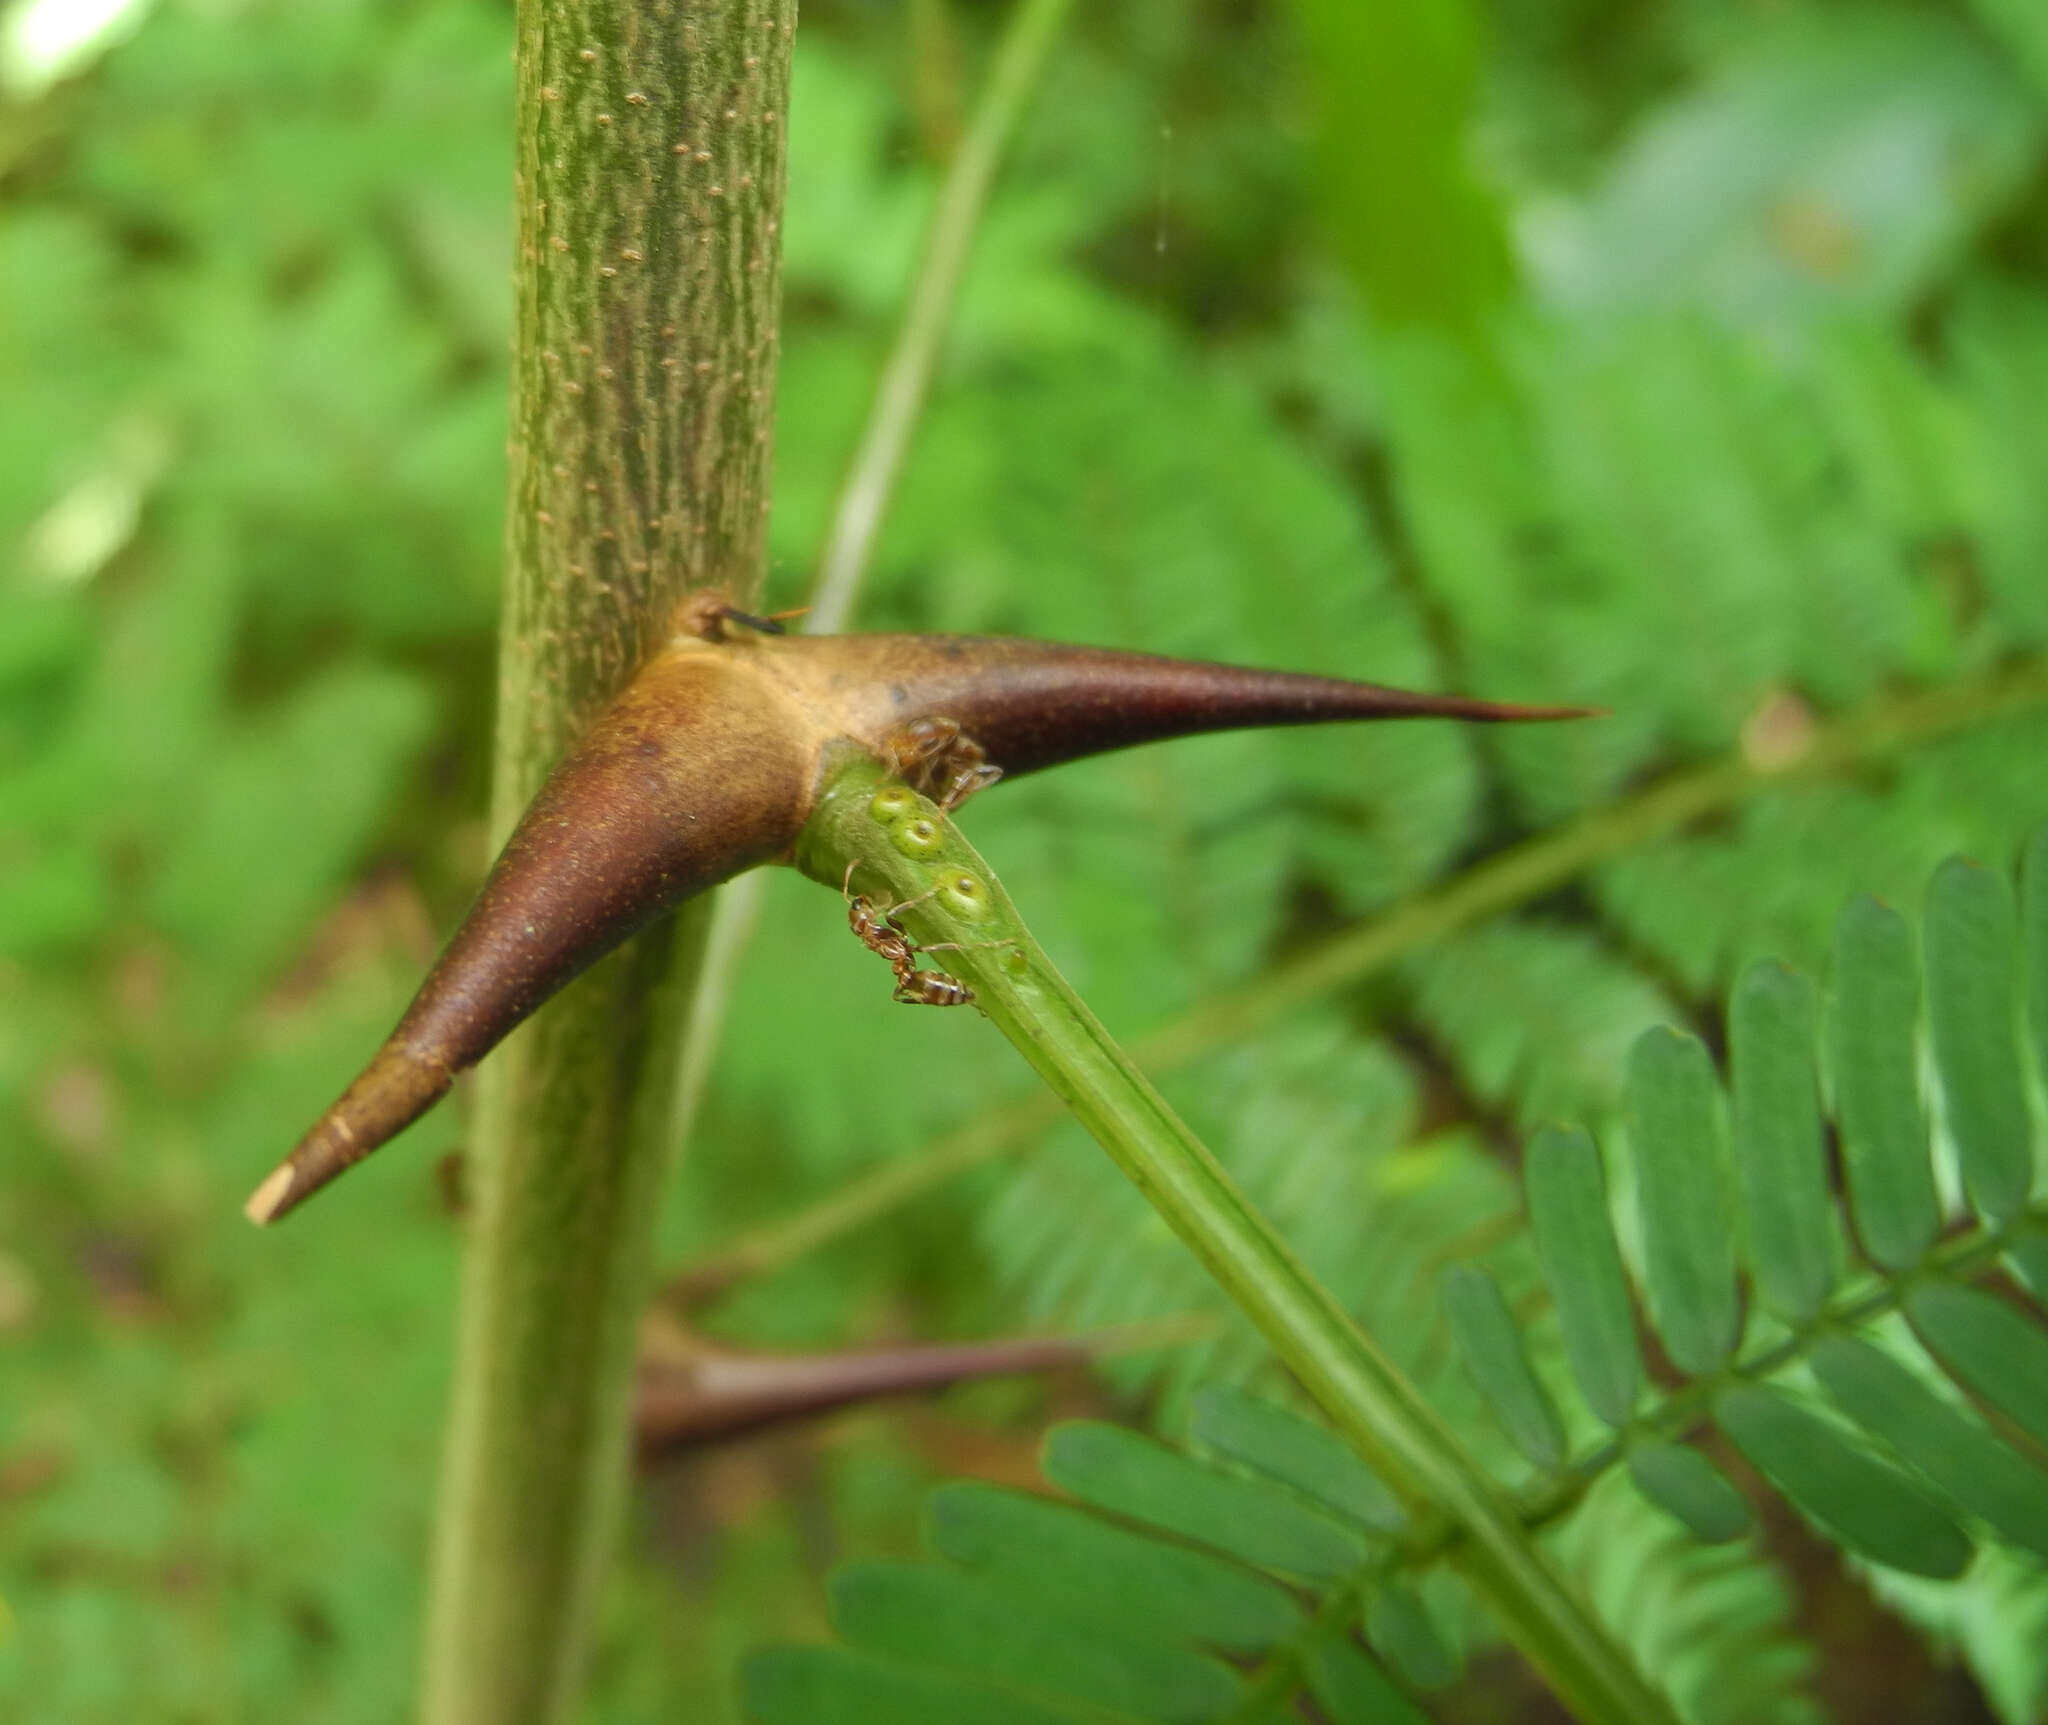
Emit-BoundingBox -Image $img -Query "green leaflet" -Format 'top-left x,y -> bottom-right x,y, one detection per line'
1827,895 -> 1940,1270
1626,1028 -> 1740,1374
764,1425 -> 1433,1725
1363,1583 -> 1462,1692
1042,1422 -> 1371,1583
1922,858 -> 2031,1221
1712,1384 -> 1971,1578
1907,1282 -> 2048,1454
1188,1384 -> 1406,1534
1441,1262 -> 1568,1472
1524,1125 -> 1642,1427
830,1559 -> 1241,1723
925,1484 -> 1306,1657
1625,1443 -> 1753,1545
1728,961 -> 1837,1323
1304,1636 -> 1433,1725
1810,1332 -> 2048,1563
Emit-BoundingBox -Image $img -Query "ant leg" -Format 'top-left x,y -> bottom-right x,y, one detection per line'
937,760 -> 1004,811
913,937 -> 1023,959
878,882 -> 945,922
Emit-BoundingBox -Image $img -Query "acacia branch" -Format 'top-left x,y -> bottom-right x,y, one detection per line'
420,4 -> 794,1721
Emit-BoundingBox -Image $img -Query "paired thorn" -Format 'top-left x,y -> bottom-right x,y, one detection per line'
245,630 -> 1601,1223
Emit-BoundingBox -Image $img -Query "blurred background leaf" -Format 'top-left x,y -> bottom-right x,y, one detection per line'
5,0 -> 2048,1720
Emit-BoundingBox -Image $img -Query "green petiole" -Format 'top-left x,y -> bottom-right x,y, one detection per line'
795,750 -> 1677,1725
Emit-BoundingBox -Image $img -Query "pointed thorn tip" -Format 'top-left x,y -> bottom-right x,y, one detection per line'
243,1163 -> 297,1227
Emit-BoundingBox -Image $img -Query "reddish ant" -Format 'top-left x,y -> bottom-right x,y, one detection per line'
893,966 -> 975,1009
884,716 -> 1004,811
842,863 -> 976,1007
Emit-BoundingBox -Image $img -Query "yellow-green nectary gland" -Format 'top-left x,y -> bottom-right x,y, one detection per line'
940,872 -> 990,921
891,816 -> 945,860
868,785 -> 918,825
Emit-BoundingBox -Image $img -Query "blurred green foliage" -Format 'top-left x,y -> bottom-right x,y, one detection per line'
5,0 -> 2048,1719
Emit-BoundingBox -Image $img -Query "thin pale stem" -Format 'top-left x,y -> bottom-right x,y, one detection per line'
795,754 -> 1679,1725
420,3 -> 794,1722
670,660 -> 2048,1301
807,0 -> 1075,633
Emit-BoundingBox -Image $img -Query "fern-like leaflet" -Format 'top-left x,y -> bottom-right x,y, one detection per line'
741,827 -> 2048,1723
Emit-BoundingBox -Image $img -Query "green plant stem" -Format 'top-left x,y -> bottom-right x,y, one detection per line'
667,0 -> 1074,1159
797,755 -> 1679,1725
672,661 -> 2048,1301
420,4 -> 794,1722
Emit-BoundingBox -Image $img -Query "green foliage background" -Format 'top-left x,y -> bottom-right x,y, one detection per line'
4,0 -> 2048,1718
